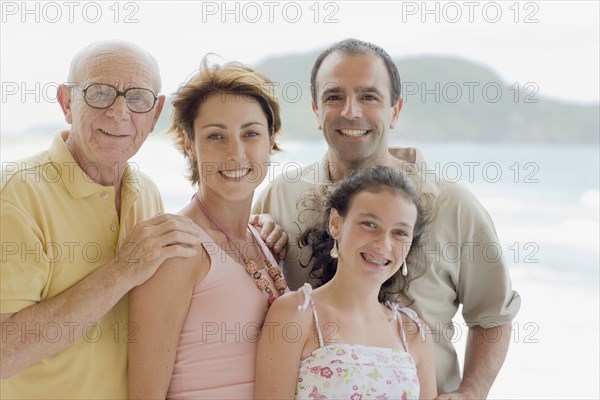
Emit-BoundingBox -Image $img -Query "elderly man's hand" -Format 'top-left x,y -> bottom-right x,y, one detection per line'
249,213 -> 288,260
112,213 -> 203,286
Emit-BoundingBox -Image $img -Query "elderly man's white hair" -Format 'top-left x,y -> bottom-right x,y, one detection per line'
67,40 -> 162,92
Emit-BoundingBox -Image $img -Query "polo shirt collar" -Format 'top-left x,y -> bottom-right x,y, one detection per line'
312,147 -> 439,197
303,154 -> 333,185
388,147 -> 440,197
47,130 -> 140,202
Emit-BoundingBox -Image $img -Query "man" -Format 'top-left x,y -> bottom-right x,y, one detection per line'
253,39 -> 521,398
0,41 -> 204,398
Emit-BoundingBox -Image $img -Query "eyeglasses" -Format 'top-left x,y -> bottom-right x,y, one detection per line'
79,83 -> 158,113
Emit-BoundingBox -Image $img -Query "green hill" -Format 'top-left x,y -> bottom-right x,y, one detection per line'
155,51 -> 599,144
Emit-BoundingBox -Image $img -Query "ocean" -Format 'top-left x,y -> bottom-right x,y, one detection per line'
2,133 -> 599,398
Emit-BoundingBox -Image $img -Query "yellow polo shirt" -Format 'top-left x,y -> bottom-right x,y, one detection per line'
1,131 -> 163,399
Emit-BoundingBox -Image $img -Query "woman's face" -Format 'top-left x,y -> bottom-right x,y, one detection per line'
185,93 -> 273,202
329,189 -> 418,285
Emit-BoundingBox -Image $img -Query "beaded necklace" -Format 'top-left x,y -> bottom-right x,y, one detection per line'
193,194 -> 287,306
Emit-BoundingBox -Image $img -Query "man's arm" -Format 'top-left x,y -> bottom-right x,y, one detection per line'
435,182 -> 520,398
0,213 -> 202,379
437,323 -> 511,400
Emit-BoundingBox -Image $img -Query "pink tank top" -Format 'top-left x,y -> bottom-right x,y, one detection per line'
166,225 -> 280,399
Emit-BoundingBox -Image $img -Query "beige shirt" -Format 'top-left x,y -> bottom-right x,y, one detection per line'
253,147 -> 521,393
1,131 -> 163,399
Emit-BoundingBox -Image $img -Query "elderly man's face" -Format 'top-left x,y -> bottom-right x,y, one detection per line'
62,52 -> 163,170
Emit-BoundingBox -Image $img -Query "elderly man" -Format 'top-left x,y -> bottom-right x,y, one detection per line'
254,38 -> 521,399
0,41 -> 203,398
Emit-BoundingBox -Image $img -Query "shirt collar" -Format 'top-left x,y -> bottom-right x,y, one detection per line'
47,130 -> 141,202
388,147 -> 439,197
311,147 -> 439,197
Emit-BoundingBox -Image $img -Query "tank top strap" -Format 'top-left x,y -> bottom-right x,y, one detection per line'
247,224 -> 278,265
297,283 -> 324,347
194,224 -> 218,243
386,301 -> 425,352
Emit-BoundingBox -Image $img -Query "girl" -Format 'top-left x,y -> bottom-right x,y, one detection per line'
255,166 -> 436,399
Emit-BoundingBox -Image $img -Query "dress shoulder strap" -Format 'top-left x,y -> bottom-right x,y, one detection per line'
298,283 -> 324,347
386,301 -> 425,352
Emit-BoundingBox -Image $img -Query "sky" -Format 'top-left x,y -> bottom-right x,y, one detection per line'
1,0 -> 599,134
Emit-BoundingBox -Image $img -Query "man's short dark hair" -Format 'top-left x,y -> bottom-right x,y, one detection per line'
310,38 -> 401,107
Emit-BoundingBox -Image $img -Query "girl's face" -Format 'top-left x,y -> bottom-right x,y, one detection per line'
329,189 -> 417,285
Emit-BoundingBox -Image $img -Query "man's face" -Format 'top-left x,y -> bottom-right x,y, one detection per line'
312,52 -> 401,168
62,52 -> 163,170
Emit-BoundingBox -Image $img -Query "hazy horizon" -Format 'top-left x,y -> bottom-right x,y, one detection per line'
1,0 -> 599,134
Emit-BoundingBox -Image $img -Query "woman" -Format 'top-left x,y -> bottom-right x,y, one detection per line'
255,166 -> 437,399
128,61 -> 287,399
